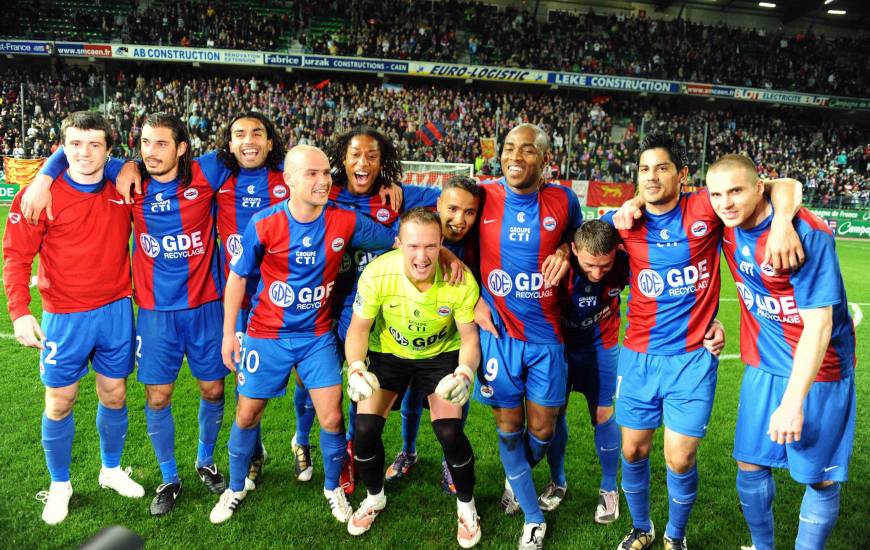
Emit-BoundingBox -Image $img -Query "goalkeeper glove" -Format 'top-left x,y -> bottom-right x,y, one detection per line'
435,364 -> 474,406
347,360 -> 380,402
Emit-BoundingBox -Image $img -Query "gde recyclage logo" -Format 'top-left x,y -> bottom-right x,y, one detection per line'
269,281 -> 295,307
636,261 -> 711,298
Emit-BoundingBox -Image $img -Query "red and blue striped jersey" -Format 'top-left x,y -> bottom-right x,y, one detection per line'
216,165 -> 287,308
478,178 -> 583,343
230,202 -> 398,338
603,190 -> 722,355
562,249 -> 629,349
722,207 -> 855,381
131,153 -> 229,311
330,184 -> 440,312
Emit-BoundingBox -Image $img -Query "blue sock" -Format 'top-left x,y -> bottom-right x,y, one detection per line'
665,465 -> 698,540
293,385 -> 316,446
320,428 -> 347,490
796,483 -> 841,550
227,421 -> 258,492
621,456 -> 652,531
498,430 -> 544,524
145,405 -> 179,484
346,400 -> 357,442
736,468 -> 775,550
234,385 -> 263,457
400,389 -> 424,454
42,412 -> 75,482
196,398 -> 224,468
594,416 -> 620,492
96,404 -> 128,468
526,431 -> 552,468
546,414 -> 568,486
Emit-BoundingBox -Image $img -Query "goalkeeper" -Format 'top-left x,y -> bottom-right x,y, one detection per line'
343,207 -> 482,548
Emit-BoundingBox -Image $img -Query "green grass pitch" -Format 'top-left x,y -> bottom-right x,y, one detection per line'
0,205 -> 866,549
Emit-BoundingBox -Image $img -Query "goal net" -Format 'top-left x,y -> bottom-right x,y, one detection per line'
401,161 -> 474,187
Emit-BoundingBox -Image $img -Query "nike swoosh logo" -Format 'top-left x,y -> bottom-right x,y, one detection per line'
823,465 -> 839,472
724,239 -> 733,244
599,446 -> 619,452
218,189 -> 232,194
507,472 -> 525,481
389,304 -> 400,308
109,199 -> 126,204
483,219 -> 497,224
672,498 -> 693,505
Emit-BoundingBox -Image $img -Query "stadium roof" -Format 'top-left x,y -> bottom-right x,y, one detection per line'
574,0 -> 870,28
668,0 -> 868,26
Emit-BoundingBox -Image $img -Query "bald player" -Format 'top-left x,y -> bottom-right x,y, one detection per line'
210,145 -> 396,526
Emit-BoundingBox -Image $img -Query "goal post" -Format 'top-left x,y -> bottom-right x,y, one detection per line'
400,161 -> 474,187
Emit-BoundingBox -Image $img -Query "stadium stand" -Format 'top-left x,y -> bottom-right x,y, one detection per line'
0,63 -> 867,208
1,1 -> 868,97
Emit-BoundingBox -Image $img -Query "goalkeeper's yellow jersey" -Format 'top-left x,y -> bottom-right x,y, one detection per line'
353,250 -> 479,360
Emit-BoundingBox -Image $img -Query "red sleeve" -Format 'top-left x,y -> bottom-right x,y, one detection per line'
2,191 -> 47,321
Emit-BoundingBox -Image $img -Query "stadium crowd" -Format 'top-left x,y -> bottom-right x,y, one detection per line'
0,66 -> 867,208
3,0 -> 869,97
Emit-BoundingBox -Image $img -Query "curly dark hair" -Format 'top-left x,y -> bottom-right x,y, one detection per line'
216,111 -> 286,174
326,126 -> 403,191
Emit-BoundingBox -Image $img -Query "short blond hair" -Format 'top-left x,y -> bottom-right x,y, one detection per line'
707,154 -> 759,183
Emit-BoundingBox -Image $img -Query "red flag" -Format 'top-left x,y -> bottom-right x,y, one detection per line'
314,79 -> 331,90
586,181 -> 635,207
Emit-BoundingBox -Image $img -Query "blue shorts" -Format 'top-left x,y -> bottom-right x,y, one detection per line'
39,298 -> 135,388
566,343 -> 619,408
136,301 -> 229,385
473,329 -> 568,408
615,347 -> 718,438
733,366 -> 856,484
237,332 -> 343,399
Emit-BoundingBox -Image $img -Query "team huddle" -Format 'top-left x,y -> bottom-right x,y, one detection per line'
2,110 -> 856,550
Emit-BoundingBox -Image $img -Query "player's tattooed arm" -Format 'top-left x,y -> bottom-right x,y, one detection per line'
702,318 -> 725,356
763,178 -> 805,272
541,242 -> 571,286
768,305 -> 832,445
473,298 -> 497,338
221,273 -> 247,371
612,195 -> 645,230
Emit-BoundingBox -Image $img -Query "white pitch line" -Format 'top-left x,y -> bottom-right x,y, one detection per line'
720,354 -> 740,361
851,303 -> 863,328
0,333 -> 16,340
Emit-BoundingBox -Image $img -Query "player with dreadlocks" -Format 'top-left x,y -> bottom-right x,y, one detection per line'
290,126 -> 458,495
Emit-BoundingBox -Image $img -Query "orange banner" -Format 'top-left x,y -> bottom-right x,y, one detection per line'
3,157 -> 45,185
480,137 -> 496,160
586,181 -> 635,207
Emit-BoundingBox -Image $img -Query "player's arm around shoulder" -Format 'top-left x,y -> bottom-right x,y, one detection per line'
763,178 -> 805,272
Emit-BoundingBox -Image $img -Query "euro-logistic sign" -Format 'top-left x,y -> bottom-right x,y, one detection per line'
6,39 -> 864,111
